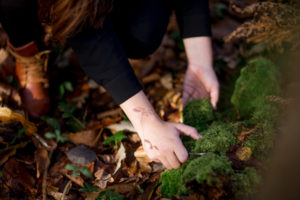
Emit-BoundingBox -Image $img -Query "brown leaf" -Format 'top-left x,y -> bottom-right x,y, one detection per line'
94,163 -> 115,188
0,149 -> 16,166
65,173 -> 84,187
64,130 -> 98,147
160,73 -> 173,90
2,158 -> 36,194
237,128 -> 255,142
134,146 -> 152,173
236,146 -> 252,161
107,120 -> 136,133
34,147 -> 49,178
0,107 -> 37,136
113,143 -> 126,175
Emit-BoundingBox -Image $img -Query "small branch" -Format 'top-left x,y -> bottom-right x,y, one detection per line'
61,180 -> 72,200
42,149 -> 53,200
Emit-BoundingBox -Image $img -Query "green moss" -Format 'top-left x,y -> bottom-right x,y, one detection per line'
231,58 -> 281,118
182,153 -> 233,186
245,103 -> 279,161
193,122 -> 236,153
159,167 -> 187,198
245,120 -> 275,161
183,99 -> 215,132
232,167 -> 261,199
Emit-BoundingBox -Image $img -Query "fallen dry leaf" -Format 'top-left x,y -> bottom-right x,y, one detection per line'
64,130 -> 98,147
134,146 -> 152,173
237,128 -> 255,142
2,158 -> 36,194
34,147 -> 49,178
0,107 -> 37,136
113,143 -> 126,175
107,120 -> 136,133
236,146 -> 252,161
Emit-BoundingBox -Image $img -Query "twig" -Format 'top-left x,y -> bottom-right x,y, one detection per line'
61,180 -> 72,200
72,116 -> 85,129
33,133 -> 50,148
0,140 -> 29,153
92,128 -> 104,146
42,149 -> 53,200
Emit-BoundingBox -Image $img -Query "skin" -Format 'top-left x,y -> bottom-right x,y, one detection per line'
120,36 -> 219,169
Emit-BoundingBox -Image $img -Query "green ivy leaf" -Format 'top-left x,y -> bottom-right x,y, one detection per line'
64,81 -> 74,92
59,84 -> 65,97
96,189 -> 124,200
80,167 -> 93,179
44,132 -> 56,139
58,135 -> 69,143
103,131 -> 126,146
65,164 -> 79,171
79,182 -> 98,193
41,116 -> 60,130
72,171 -> 80,177
62,112 -> 73,119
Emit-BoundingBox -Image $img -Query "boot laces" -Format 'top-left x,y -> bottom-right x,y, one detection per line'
6,46 -> 50,87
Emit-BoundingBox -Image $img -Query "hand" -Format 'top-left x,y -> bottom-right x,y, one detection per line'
119,91 -> 201,169
139,118 -> 201,169
182,64 -> 219,109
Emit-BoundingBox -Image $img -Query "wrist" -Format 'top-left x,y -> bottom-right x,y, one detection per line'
188,63 -> 213,72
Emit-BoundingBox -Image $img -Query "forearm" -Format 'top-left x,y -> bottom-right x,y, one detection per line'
183,36 -> 213,68
120,90 -> 161,137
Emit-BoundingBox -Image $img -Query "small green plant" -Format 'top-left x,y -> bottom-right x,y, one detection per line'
41,116 -> 60,130
58,101 -> 85,132
42,116 -> 69,143
79,182 -> 98,193
96,189 -> 124,200
103,131 -> 126,146
10,127 -> 27,144
59,81 -> 74,98
65,164 -> 93,179
44,129 -> 69,143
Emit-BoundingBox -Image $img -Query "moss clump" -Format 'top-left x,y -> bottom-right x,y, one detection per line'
232,167 -> 261,199
245,120 -> 275,161
193,122 -> 236,153
231,58 -> 281,118
183,99 -> 214,132
182,153 -> 233,186
159,167 -> 187,198
245,102 -> 279,161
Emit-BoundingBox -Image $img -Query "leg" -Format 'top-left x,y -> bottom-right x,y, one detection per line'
0,0 -> 50,118
0,0 -> 44,47
111,0 -> 172,58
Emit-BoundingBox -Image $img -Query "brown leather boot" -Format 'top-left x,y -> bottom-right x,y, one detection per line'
6,41 -> 51,118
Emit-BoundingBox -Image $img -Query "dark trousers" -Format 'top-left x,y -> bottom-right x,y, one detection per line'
0,0 -> 172,58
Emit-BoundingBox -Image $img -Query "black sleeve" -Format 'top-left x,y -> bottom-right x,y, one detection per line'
174,0 -> 212,38
68,19 -> 143,105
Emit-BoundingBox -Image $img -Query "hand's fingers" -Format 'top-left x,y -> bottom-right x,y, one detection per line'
182,91 -> 188,107
172,123 -> 201,140
173,141 -> 189,163
166,152 -> 181,169
210,84 -> 219,109
159,156 -> 172,170
182,84 -> 194,106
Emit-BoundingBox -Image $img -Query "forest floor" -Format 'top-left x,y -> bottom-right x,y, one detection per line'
0,0 -> 291,199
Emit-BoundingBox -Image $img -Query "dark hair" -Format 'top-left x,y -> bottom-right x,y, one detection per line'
38,0 -> 114,44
